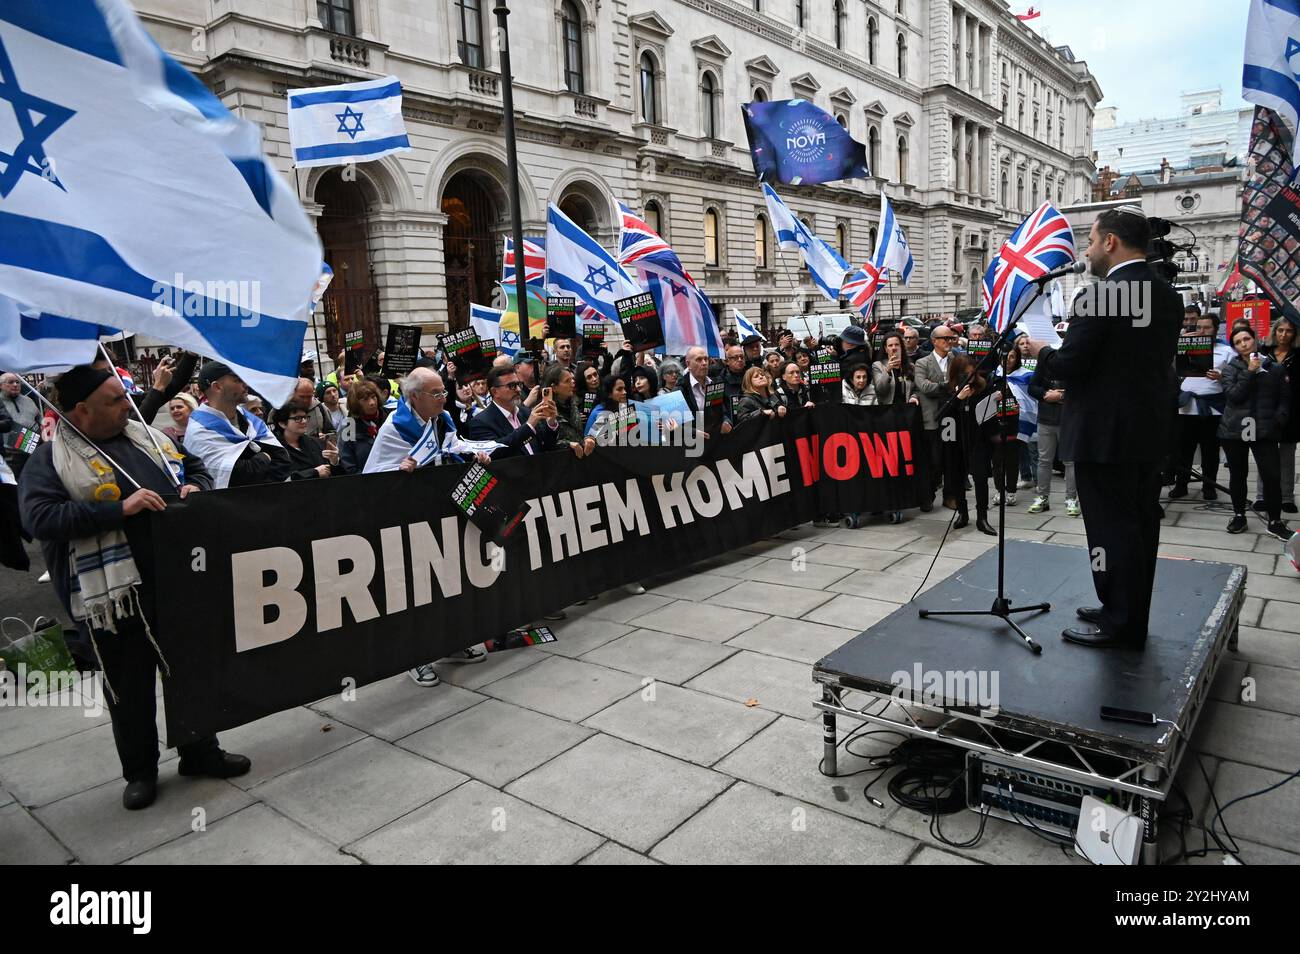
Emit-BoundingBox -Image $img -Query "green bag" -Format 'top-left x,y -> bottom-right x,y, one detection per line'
1,616 -> 75,687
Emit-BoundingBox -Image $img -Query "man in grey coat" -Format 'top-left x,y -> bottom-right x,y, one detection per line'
911,325 -> 961,511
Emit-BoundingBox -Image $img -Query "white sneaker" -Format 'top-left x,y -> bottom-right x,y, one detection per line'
1017,478 -> 1035,489
624,582 -> 646,595
1005,493 -> 1017,506
408,663 -> 441,687
1027,495 -> 1049,514
440,646 -> 486,664
37,570 -> 50,584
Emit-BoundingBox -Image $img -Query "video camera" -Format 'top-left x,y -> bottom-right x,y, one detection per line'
1145,216 -> 1196,284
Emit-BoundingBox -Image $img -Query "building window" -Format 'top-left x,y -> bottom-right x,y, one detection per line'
1017,175 -> 1024,209
834,0 -> 845,49
752,86 -> 768,102
1001,61 -> 1008,81
561,1 -> 584,93
455,0 -> 484,68
897,135 -> 909,183
639,51 -> 658,124
1057,181 -> 1064,205
1017,100 -> 1024,129
868,126 -> 880,173
1033,107 -> 1040,138
704,208 -> 721,266
700,71 -> 718,139
317,0 -> 356,35
836,223 -> 848,259
645,200 -> 663,237
1001,92 -> 1008,122
897,33 -> 907,80
1000,169 -> 1008,206
835,113 -> 848,129
755,214 -> 769,267
869,226 -> 878,253
867,17 -> 878,65
795,0 -> 804,29
1031,178 -> 1039,207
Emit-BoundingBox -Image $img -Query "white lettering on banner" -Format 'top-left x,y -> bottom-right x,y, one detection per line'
227,444 -> 790,650
409,516 -> 463,603
312,534 -> 381,632
50,884 -> 152,935
232,546 -> 308,652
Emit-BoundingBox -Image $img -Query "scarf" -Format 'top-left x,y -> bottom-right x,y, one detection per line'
183,405 -> 281,489
50,419 -> 183,695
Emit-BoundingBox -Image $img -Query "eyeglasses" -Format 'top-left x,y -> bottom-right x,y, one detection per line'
416,389 -> 448,399
286,415 -> 310,423
493,381 -> 523,389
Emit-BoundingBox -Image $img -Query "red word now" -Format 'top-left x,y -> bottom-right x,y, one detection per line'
794,431 -> 914,486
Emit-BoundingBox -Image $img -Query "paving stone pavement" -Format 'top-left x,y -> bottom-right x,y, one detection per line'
2,475 -> 1298,865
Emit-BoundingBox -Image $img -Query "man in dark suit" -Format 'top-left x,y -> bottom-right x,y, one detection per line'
465,365 -> 559,459
1025,208 -> 1182,649
680,346 -> 733,437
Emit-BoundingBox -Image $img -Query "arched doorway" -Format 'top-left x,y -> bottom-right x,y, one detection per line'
559,192 -> 598,233
315,169 -> 381,358
442,171 -> 500,331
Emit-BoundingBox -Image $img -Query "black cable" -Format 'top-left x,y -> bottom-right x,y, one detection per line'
1210,763 -> 1299,855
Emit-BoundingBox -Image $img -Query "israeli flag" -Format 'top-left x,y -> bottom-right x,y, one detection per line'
734,309 -> 763,342
1005,367 -> 1038,441
1244,0 -> 1300,157
470,302 -> 519,357
760,184 -> 850,301
183,405 -> 282,490
287,76 -> 412,168
876,192 -> 915,285
0,295 -> 115,373
0,2 -> 321,404
545,203 -> 641,323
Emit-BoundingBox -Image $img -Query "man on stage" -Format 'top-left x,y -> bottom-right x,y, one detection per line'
1025,208 -> 1181,649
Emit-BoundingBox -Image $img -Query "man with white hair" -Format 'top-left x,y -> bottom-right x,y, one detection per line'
1,371 -> 40,479
365,366 -> 494,684
679,346 -> 732,436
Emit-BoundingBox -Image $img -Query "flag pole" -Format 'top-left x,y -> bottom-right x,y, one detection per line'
98,342 -> 182,487
494,1 -> 533,358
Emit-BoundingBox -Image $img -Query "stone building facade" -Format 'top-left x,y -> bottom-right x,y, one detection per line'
136,0 -> 1100,350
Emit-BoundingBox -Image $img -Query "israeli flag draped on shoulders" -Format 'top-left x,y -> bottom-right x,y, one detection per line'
183,405 -> 282,490
0,1 -> 321,404
287,75 -> 411,168
1244,0 -> 1300,158
545,203 -> 641,323
364,401 -> 487,473
760,185 -> 849,301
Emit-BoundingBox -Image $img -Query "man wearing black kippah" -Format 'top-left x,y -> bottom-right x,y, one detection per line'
20,365 -> 252,810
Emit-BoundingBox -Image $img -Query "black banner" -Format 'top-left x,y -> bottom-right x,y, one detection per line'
141,404 -> 924,745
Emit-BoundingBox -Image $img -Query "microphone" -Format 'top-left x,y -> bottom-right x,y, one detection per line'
1031,260 -> 1086,284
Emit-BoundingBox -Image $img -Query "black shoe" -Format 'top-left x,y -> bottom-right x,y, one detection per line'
975,514 -> 997,536
123,778 -> 157,811
1269,521 -> 1293,540
1226,514 -> 1248,534
1252,499 -> 1267,514
543,610 -> 567,621
177,751 -> 251,780
1076,606 -> 1103,625
889,510 -> 904,524
1284,502 -> 1298,515
1061,626 -> 1144,650
953,510 -> 969,530
1203,487 -> 1218,502
1168,484 -> 1188,499
919,499 -> 934,512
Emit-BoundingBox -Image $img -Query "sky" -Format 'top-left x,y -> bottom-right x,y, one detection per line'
1017,1 -> 1249,120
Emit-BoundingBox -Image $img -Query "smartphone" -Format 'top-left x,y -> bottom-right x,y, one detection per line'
543,387 -> 553,401
1099,705 -> 1157,726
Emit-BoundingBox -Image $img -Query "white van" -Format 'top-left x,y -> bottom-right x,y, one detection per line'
787,312 -> 856,340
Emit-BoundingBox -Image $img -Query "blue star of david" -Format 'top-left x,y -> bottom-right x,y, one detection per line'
584,264 -> 615,294
501,330 -> 521,349
666,277 -> 689,298
336,105 -> 365,139
0,36 -> 75,198
1288,37 -> 1300,80
794,227 -> 812,251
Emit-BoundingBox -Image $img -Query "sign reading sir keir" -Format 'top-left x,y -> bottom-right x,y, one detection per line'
437,327 -> 488,381
450,463 -> 530,545
139,404 -> 923,744
616,292 -> 664,351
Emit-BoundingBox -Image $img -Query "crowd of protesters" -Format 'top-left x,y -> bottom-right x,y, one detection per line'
1,303 -> 1294,813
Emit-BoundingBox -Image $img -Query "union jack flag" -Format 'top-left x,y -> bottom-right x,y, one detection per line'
618,202 -> 678,271
503,236 -> 546,287
981,202 -> 1076,333
841,261 -> 890,317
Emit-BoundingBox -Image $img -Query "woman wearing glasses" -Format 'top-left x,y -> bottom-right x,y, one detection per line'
272,401 -> 341,480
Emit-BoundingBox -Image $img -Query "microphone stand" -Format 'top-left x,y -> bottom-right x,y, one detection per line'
917,280 -> 1057,654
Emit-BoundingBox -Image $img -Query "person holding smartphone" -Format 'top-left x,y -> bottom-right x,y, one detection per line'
1219,325 -> 1291,538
